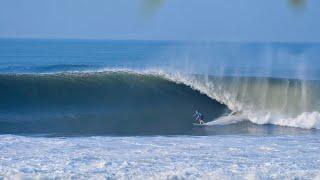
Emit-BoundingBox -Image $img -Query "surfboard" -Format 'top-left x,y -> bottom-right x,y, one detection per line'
193,123 -> 206,126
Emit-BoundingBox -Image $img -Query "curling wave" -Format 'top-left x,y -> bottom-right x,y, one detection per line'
0,69 -> 319,136
154,69 -> 320,129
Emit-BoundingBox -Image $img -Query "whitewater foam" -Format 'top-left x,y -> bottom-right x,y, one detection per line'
0,135 -> 319,179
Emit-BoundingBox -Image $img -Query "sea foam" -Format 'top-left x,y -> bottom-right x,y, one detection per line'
0,135 -> 319,179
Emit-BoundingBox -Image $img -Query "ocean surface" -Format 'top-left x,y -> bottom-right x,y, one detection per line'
0,39 -> 320,179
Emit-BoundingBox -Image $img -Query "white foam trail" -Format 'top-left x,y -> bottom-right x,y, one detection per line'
204,114 -> 248,126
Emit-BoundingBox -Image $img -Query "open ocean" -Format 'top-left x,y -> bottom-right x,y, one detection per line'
0,39 -> 320,179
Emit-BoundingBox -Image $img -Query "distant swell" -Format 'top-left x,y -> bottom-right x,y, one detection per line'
0,69 -> 319,136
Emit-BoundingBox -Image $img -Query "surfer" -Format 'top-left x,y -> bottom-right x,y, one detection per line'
193,110 -> 205,125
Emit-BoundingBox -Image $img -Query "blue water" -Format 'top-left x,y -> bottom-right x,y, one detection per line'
1,39 -> 320,79
0,39 -> 320,178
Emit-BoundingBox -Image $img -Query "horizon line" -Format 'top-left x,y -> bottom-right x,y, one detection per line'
0,37 -> 319,44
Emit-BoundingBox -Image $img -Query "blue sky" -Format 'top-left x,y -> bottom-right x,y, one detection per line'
0,0 -> 319,42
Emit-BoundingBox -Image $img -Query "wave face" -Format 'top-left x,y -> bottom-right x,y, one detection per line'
0,71 -> 228,136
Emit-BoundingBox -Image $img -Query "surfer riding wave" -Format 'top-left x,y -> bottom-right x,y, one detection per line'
193,110 -> 205,125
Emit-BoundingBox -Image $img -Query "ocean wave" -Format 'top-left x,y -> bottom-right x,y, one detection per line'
0,68 -> 319,134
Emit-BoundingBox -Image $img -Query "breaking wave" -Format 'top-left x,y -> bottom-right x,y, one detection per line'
108,69 -> 320,129
155,69 -> 320,129
0,68 -> 319,136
